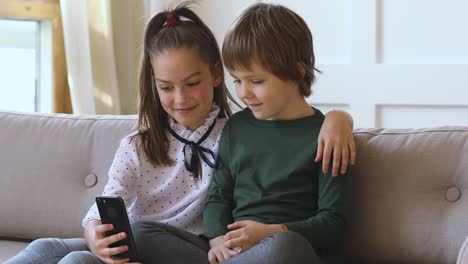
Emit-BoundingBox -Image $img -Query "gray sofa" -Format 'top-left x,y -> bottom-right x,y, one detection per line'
1,110 -> 467,263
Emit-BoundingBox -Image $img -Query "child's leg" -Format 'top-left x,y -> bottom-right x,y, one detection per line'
4,238 -> 89,264
222,231 -> 321,264
132,221 -> 210,263
58,251 -> 104,264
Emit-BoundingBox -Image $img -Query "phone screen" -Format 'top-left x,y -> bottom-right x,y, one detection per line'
95,196 -> 137,260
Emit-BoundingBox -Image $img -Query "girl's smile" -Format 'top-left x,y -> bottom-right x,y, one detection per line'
175,105 -> 197,114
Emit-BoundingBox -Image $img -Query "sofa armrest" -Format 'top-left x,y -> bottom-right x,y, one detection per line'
458,235 -> 468,264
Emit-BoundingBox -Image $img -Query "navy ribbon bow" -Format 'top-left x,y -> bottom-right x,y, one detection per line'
168,119 -> 218,179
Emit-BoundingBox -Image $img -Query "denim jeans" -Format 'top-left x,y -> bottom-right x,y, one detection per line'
222,231 -> 322,264
132,221 -> 321,264
6,227 -> 322,264
4,238 -> 104,264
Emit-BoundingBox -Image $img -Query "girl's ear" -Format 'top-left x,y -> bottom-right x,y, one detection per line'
297,63 -> 306,78
212,62 -> 223,87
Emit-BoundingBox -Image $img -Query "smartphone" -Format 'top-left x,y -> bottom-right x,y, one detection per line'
95,196 -> 137,261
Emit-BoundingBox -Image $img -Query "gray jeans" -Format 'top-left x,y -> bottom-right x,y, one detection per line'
132,221 -> 211,263
6,223 -> 321,264
4,222 -> 210,264
133,221 -> 321,264
4,238 -> 103,264
222,231 -> 322,264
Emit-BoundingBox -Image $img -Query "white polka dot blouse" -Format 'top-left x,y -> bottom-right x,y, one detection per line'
82,105 -> 227,235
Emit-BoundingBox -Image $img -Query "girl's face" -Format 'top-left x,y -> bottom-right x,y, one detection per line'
151,48 -> 221,130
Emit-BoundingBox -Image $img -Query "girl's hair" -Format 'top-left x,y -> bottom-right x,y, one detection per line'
137,1 -> 236,166
223,3 -> 319,97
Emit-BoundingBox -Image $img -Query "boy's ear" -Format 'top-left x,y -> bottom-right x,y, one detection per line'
297,63 -> 306,78
212,62 -> 223,87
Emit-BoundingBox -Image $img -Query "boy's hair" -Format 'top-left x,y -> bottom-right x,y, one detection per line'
138,1 -> 236,166
223,3 -> 319,96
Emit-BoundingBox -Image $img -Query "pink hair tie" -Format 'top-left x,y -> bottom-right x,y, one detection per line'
166,15 -> 177,27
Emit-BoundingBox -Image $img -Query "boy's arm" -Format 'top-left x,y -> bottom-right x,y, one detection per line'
317,110 -> 356,176
203,126 -> 235,239
284,167 -> 352,249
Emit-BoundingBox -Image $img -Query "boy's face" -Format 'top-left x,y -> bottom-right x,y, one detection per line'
230,62 -> 304,120
151,48 -> 221,130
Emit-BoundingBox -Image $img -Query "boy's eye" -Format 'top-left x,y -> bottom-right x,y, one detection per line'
233,79 -> 241,84
252,80 -> 264,84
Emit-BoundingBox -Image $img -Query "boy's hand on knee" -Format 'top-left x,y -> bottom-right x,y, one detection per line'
315,110 -> 356,176
223,220 -> 286,253
208,236 -> 239,264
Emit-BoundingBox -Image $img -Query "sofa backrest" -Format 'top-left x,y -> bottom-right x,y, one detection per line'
340,127 -> 468,263
0,111 -> 137,240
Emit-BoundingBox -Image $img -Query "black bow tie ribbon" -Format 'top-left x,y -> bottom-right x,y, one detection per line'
168,119 -> 218,180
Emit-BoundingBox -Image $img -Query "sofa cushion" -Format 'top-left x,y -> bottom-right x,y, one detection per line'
340,127 -> 468,263
0,111 -> 137,240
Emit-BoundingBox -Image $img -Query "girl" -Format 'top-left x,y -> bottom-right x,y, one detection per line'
5,2 -> 354,264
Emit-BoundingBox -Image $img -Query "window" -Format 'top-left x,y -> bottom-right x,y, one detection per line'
0,0 -> 71,113
0,19 -> 53,112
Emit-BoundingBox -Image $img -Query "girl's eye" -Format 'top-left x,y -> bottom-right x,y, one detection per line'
252,80 -> 264,84
158,85 -> 171,90
187,81 -> 201,87
233,79 -> 241,84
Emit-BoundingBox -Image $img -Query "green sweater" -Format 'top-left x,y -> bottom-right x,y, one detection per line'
203,108 -> 351,250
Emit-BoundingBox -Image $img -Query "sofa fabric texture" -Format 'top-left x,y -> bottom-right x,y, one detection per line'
340,127 -> 468,263
0,111 -> 467,263
0,112 -> 136,242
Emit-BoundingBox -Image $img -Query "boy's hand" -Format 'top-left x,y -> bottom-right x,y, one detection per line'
208,236 -> 239,264
315,110 -> 356,176
223,220 -> 285,253
84,220 -> 130,264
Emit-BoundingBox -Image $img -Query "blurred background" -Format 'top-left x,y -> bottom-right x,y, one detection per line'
1,0 -> 467,128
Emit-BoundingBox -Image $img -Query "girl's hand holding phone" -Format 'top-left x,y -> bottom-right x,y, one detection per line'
84,220 -> 131,264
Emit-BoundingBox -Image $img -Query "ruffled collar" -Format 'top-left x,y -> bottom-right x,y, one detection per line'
168,104 -> 220,143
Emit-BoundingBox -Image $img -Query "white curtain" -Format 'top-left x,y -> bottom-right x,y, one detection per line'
60,0 -> 121,114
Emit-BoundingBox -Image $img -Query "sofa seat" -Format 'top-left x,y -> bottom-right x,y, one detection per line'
0,240 -> 30,262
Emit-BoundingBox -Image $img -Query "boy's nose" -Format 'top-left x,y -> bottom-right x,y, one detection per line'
237,84 -> 252,99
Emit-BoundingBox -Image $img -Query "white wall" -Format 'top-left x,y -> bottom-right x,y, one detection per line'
146,0 -> 468,128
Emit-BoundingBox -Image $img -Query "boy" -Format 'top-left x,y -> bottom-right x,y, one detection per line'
203,3 -> 352,264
